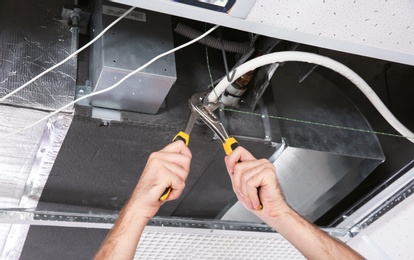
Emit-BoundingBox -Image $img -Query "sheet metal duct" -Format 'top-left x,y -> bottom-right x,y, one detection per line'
89,1 -> 177,114
221,62 -> 384,222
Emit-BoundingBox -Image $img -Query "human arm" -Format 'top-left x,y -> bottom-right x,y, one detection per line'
224,146 -> 363,260
94,141 -> 192,260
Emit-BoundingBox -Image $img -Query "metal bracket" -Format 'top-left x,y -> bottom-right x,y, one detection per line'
61,7 -> 92,35
217,28 -> 237,83
92,107 -> 122,122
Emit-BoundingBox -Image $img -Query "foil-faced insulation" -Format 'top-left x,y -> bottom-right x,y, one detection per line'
0,105 -> 48,255
0,0 -> 76,112
0,105 -> 72,258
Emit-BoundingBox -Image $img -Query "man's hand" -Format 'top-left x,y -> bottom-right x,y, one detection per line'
224,146 -> 290,219
130,140 -> 192,220
225,146 -> 364,260
95,141 -> 191,260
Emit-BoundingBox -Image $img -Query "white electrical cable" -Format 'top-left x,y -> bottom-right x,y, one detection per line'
0,6 -> 136,102
0,25 -> 220,140
208,51 -> 414,144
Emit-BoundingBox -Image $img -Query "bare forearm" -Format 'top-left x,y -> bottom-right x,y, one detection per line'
94,200 -> 149,260
264,209 -> 363,260
224,147 -> 362,259
95,142 -> 191,259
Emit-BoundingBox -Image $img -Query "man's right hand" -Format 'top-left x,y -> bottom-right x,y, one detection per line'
224,146 -> 291,220
130,140 -> 192,221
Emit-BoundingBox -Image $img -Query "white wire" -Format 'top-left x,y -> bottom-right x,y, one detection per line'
0,25 -> 219,140
208,51 -> 414,144
0,6 -> 136,102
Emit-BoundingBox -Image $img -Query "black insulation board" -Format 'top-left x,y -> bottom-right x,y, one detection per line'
31,110 -> 273,218
20,227 -> 107,260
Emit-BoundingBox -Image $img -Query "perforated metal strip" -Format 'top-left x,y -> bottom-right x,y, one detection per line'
0,210 -> 351,259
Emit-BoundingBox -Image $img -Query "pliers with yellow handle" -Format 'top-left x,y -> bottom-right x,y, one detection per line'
188,92 -> 240,156
160,92 -> 263,209
159,110 -> 197,201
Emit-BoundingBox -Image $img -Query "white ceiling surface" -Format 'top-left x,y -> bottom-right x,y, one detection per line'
0,105 -> 72,259
348,192 -> 414,259
110,0 -> 414,66
247,1 -> 414,57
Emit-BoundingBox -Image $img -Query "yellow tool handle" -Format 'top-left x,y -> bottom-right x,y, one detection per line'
223,137 -> 239,156
223,137 -> 263,210
159,131 -> 190,201
172,131 -> 190,146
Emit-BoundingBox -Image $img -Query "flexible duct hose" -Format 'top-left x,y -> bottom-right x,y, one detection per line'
174,23 -> 250,54
208,51 -> 414,144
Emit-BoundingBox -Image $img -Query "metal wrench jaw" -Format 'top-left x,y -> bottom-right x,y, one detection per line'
189,92 -> 230,144
188,92 -> 261,208
183,109 -> 199,135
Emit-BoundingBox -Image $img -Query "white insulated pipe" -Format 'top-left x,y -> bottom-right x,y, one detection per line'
208,51 -> 414,144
